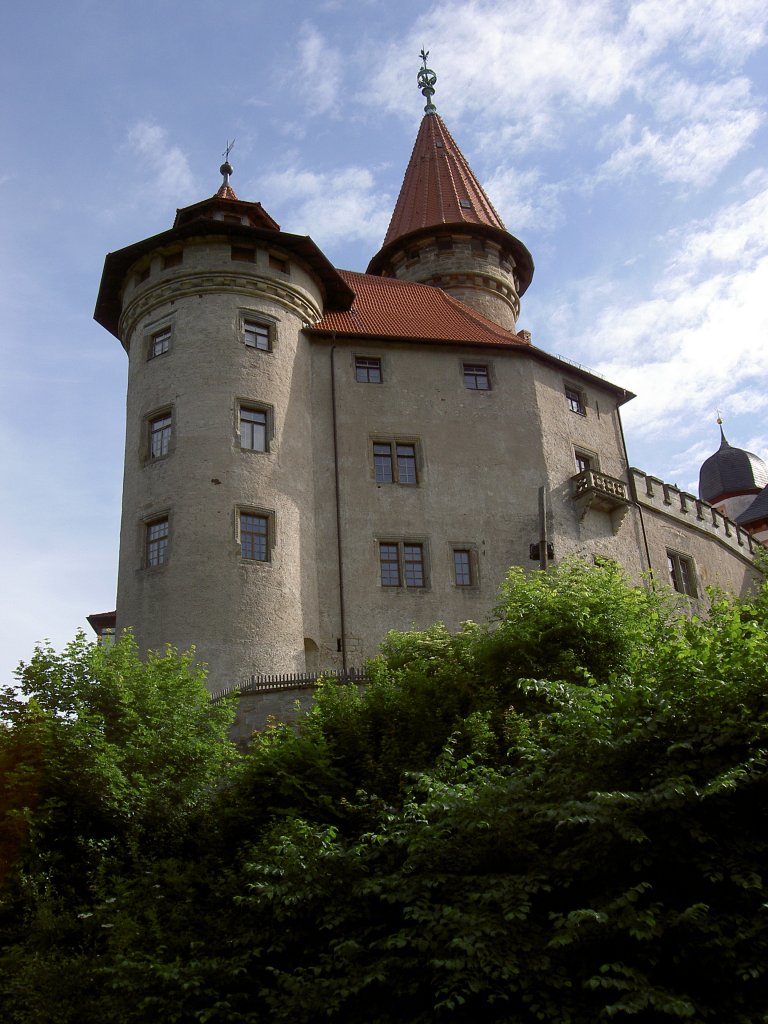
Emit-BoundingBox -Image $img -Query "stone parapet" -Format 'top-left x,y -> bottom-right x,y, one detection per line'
629,468 -> 757,560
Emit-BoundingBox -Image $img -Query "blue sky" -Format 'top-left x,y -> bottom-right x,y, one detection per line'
2,0 -> 767,684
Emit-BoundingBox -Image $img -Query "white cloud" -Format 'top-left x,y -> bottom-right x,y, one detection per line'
368,0 -> 767,174
250,164 -> 392,247
124,121 -> 196,203
571,178 -> 768,446
483,166 -> 566,233
296,22 -> 343,116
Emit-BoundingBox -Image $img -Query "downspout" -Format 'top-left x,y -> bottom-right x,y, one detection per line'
617,399 -> 654,581
330,340 -> 348,670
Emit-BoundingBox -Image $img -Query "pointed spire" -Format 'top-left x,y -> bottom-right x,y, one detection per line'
717,412 -> 729,448
381,112 -> 506,247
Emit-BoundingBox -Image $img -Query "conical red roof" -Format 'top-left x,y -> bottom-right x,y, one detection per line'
382,114 -> 506,247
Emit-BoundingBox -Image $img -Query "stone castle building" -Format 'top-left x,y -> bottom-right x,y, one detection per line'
91,60 -> 766,709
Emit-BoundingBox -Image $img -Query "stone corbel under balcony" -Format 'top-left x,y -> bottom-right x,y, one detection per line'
571,469 -> 631,534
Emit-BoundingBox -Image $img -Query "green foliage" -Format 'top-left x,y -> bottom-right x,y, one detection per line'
2,562 -> 768,1022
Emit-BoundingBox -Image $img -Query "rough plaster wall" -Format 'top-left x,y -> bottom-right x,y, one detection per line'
116,238 -> 324,690
310,339 -> 550,665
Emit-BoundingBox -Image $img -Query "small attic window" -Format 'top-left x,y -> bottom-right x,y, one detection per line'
437,239 -> 453,251
163,251 -> 183,270
231,246 -> 255,263
436,140 -> 444,148
459,199 -> 472,210
137,266 -> 150,283
269,254 -> 289,274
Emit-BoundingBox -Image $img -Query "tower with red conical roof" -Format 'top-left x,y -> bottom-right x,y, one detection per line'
367,52 -> 533,332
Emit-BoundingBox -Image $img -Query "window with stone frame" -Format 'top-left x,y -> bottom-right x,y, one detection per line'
379,541 -> 427,588
240,512 -> 270,562
453,548 -> 473,586
373,440 -> 418,485
574,449 -> 597,475
667,550 -> 697,597
243,319 -> 271,351
239,405 -> 268,452
146,517 -> 169,567
149,326 -> 171,359
149,411 -> 172,460
463,363 -> 490,390
565,384 -> 586,415
355,356 -> 382,383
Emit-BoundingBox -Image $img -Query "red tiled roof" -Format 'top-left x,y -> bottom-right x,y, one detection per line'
308,270 -> 530,348
382,114 -> 506,248
215,184 -> 238,200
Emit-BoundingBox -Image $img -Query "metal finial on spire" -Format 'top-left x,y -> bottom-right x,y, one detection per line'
220,139 -> 235,186
417,48 -> 437,115
716,410 -> 728,446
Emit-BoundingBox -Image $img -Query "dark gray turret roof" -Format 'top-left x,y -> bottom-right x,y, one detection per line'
698,427 -> 768,503
737,484 -> 768,526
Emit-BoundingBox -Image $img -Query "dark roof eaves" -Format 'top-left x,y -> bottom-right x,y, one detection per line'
95,221 -> 354,338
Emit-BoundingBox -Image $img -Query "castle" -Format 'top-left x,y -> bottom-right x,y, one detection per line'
91,58 -> 767,720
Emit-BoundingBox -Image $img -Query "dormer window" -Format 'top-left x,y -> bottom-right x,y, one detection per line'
459,199 -> 472,210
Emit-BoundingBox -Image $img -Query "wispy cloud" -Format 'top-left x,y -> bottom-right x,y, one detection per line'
251,164 -> 392,248
296,22 -> 343,116
124,121 -> 197,204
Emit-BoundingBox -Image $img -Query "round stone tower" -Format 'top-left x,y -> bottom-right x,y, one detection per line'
367,55 -> 533,331
699,421 -> 768,522
95,164 -> 353,689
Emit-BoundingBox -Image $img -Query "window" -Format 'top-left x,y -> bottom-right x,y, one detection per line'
453,549 -> 473,586
162,251 -> 183,269
379,542 -> 426,588
149,412 -> 172,459
146,518 -> 169,567
574,450 -> 594,475
565,385 -> 586,415
138,266 -> 150,283
463,364 -> 490,390
240,512 -> 269,561
231,246 -> 255,262
240,406 -> 267,452
269,254 -> 289,273
355,357 -> 382,383
373,441 -> 417,485
244,319 -> 270,351
149,326 -> 171,359
459,199 -> 472,210
667,551 -> 697,597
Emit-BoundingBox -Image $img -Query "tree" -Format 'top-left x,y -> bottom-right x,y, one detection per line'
2,562 -> 767,1023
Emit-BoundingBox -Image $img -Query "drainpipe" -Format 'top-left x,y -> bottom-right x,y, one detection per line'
538,485 -> 549,570
330,340 -> 348,670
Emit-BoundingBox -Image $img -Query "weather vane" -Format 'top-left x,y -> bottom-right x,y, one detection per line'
220,139 -> 235,187
417,48 -> 437,115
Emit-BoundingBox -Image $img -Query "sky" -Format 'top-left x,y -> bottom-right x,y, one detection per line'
1,0 -> 767,684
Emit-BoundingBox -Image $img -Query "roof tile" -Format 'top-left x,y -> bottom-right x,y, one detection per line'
309,270 -> 530,348
383,114 -> 505,247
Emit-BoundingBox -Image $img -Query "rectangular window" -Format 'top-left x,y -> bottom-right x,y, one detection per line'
373,441 -> 418,485
667,551 -> 697,597
453,549 -> 472,586
149,327 -> 171,359
244,319 -> 270,351
355,357 -> 382,383
231,246 -> 255,262
149,412 -> 172,459
269,254 -> 289,273
379,543 -> 401,586
240,406 -> 267,451
575,450 -> 593,474
566,386 -> 586,415
241,513 -> 269,561
403,544 -> 425,587
379,542 -> 427,588
463,364 -> 490,390
162,251 -> 183,269
146,518 -> 169,567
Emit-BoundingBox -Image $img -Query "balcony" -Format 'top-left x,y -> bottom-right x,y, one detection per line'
571,469 -> 631,533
